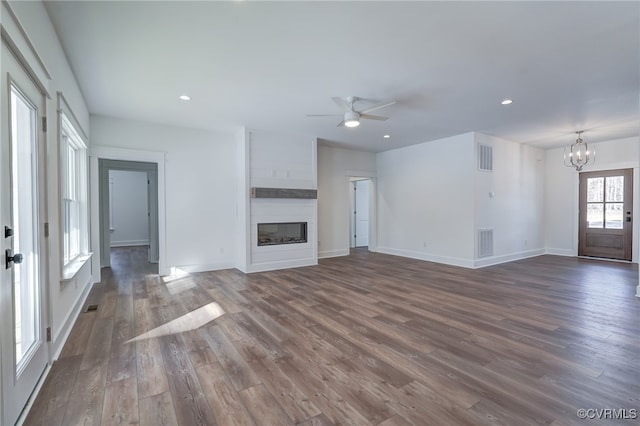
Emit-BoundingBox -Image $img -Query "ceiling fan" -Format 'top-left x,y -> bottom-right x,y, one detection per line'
307,96 -> 396,128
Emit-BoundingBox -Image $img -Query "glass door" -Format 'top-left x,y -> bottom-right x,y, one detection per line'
1,41 -> 48,426
579,169 -> 633,260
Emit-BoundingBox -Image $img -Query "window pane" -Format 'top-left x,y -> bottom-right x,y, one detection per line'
10,86 -> 39,367
63,199 -> 70,264
69,200 -> 80,260
68,145 -> 77,200
587,203 -> 603,228
605,203 -> 623,229
587,177 -> 604,202
605,176 -> 624,202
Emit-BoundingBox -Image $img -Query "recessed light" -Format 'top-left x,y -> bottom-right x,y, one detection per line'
383,134 -> 391,139
179,95 -> 191,101
501,99 -> 513,105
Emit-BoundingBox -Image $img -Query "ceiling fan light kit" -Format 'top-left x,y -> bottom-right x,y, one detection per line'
344,111 -> 361,127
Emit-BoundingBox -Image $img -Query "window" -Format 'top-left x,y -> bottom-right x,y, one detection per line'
586,175 -> 624,229
60,111 -> 88,267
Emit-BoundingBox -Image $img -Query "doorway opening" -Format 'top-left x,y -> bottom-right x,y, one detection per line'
99,160 -> 159,268
350,177 -> 371,250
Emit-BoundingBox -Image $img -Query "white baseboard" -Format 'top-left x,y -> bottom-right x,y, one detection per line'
545,248 -> 639,265
51,275 -> 93,360
244,258 -> 318,273
544,248 -> 576,257
473,249 -> 545,268
168,260 -> 236,275
376,246 -> 552,269
376,247 -> 474,268
318,249 -> 349,259
110,239 -> 149,247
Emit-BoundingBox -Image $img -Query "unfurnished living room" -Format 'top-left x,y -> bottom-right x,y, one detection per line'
1,1 -> 639,425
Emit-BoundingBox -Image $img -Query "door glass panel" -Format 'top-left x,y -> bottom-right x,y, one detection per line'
605,203 -> 623,229
587,177 -> 604,202
605,176 -> 624,202
10,86 -> 40,370
586,203 -> 603,228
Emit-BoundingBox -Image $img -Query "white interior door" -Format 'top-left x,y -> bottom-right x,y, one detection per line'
1,41 -> 48,426
354,180 -> 369,247
147,170 -> 159,263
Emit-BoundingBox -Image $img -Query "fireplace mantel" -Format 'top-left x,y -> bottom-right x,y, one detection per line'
251,187 -> 317,199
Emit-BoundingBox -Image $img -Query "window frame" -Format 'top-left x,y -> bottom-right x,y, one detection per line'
58,94 -> 89,275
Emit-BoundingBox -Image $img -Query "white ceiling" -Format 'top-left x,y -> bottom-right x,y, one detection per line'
44,1 -> 639,153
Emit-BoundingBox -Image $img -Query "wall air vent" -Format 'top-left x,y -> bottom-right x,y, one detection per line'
478,229 -> 494,258
478,144 -> 493,171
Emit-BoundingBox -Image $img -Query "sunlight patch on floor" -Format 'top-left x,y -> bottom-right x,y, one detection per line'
125,302 -> 225,343
163,267 -> 198,294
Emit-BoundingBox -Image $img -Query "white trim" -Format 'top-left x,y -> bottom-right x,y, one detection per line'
170,261 -> 236,274
57,92 -> 88,142
318,249 -> 350,259
0,1 -> 52,98
51,274 -> 92,359
545,248 -> 577,257
376,246 -> 475,268
245,258 -> 317,273
61,253 -> 92,282
473,249 -> 545,268
89,146 -> 169,277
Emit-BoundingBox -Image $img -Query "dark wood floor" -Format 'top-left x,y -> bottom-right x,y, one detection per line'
25,247 -> 639,425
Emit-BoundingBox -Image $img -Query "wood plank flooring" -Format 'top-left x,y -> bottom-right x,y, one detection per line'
25,247 -> 639,425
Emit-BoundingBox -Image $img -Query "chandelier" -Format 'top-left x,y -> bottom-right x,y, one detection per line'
563,131 -> 595,171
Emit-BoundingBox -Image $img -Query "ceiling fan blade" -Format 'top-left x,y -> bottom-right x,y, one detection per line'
336,120 -> 346,127
360,114 -> 388,121
306,114 -> 342,117
358,100 -> 396,114
332,97 -> 352,112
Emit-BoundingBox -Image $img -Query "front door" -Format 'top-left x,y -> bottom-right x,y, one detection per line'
1,41 -> 48,425
579,168 -> 633,260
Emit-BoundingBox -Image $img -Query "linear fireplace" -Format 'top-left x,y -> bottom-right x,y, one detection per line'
258,222 -> 308,246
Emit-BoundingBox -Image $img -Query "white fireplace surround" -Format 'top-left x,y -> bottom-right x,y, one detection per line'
237,129 -> 318,273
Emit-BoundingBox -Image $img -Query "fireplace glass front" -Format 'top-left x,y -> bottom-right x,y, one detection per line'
258,222 -> 308,246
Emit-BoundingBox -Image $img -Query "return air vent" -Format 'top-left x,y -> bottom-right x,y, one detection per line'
478,229 -> 494,258
478,144 -> 493,171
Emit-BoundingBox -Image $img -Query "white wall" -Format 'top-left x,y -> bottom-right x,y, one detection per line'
376,133 -> 476,267
3,0 -> 92,359
91,115 -> 237,273
109,170 -> 149,247
375,132 -> 545,268
474,133 -> 545,267
544,136 -> 640,263
317,145 -> 376,258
